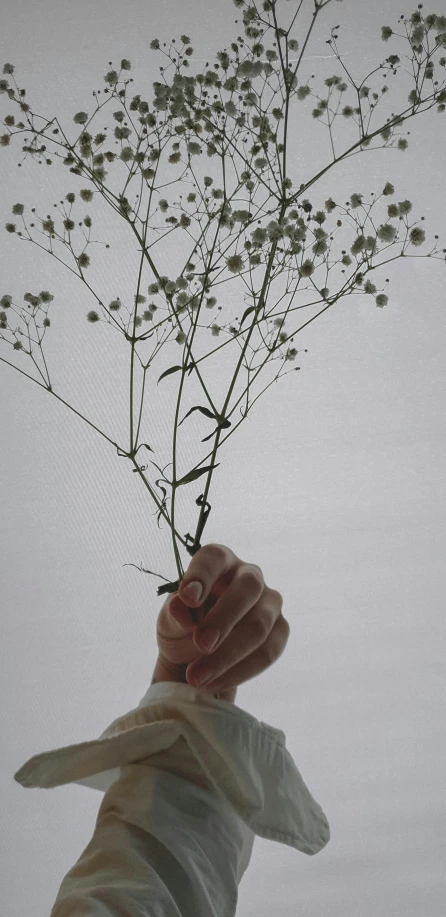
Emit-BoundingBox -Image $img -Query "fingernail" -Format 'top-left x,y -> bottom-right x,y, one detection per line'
182,580 -> 203,604
199,627 -> 220,652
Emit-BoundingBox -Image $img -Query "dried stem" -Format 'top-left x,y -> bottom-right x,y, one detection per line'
1,0 -> 445,595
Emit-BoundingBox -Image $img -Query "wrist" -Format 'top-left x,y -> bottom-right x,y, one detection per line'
151,656 -> 237,704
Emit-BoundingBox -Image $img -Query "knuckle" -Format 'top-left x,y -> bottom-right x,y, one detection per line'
200,543 -> 227,566
252,613 -> 272,642
269,587 -> 283,607
203,542 -> 226,557
262,637 -> 277,666
249,562 -> 263,578
275,616 -> 291,653
264,622 -> 286,662
239,567 -> 263,593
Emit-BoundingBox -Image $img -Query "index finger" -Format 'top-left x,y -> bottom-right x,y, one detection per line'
179,543 -> 241,607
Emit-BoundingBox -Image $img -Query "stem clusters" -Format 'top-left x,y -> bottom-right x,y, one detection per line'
1,1 -> 445,594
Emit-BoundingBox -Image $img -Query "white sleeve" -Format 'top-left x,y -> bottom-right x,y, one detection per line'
14,681 -> 330,917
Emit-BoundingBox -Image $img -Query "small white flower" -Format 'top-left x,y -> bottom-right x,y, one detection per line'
225,101 -> 237,118
73,111 -> 89,124
350,193 -> 363,209
377,224 -> 397,243
226,254 -> 244,273
232,210 -> 251,222
409,227 -> 426,246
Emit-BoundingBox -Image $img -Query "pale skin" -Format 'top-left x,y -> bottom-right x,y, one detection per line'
151,543 -> 291,704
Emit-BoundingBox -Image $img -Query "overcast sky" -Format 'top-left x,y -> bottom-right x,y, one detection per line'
1,1 -> 445,914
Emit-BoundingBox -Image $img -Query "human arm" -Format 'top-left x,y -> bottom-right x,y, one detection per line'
15,544 -> 330,916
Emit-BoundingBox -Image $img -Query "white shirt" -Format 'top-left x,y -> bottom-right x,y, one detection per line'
14,681 -> 330,917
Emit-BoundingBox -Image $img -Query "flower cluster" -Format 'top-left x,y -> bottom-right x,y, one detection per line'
0,2 -> 445,591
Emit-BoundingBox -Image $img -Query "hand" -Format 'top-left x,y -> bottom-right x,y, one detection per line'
153,543 -> 290,702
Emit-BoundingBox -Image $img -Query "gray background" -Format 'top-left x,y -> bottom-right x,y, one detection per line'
1,0 -> 445,914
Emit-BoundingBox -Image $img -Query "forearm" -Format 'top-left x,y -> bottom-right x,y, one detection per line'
50,761 -> 246,917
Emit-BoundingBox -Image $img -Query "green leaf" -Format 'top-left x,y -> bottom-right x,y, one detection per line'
176,462 -> 220,487
240,305 -> 256,326
178,405 -> 217,427
157,364 -> 183,385
201,419 -> 231,442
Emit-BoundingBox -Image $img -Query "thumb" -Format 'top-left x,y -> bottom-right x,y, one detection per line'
168,592 -> 204,631
180,580 -> 204,606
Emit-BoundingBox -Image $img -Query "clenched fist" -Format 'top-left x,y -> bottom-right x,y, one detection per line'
153,543 -> 290,703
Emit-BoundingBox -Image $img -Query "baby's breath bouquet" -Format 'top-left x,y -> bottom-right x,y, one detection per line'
1,0 -> 445,598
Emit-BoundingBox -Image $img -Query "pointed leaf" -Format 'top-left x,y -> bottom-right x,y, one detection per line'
201,419 -> 231,442
240,305 -> 256,326
157,364 -> 183,385
176,462 -> 220,487
178,405 -> 217,427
